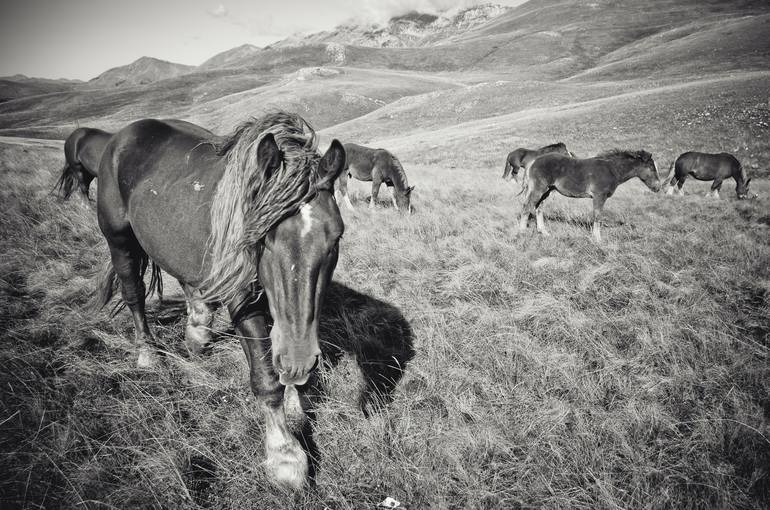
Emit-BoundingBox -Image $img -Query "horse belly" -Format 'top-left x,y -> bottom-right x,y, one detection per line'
128,178 -> 214,286
348,163 -> 372,181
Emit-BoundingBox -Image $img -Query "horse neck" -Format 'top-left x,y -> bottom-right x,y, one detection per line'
613,158 -> 645,183
388,157 -> 409,193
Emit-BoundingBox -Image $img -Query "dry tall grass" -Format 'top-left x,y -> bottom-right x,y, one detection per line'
1,132 -> 768,508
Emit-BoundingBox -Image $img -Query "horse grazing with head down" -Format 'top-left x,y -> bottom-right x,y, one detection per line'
55,127 -> 112,199
334,142 -> 414,213
666,151 -> 752,199
519,149 -> 661,242
94,111 -> 346,489
502,142 -> 574,182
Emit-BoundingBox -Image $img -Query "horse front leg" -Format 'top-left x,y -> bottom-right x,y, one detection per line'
182,284 -> 215,355
592,194 -> 608,242
707,179 -> 722,199
229,297 -> 311,490
334,171 -> 355,211
370,178 -> 382,210
108,243 -> 157,367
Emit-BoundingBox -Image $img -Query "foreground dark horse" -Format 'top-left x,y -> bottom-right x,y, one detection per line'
55,127 -> 112,199
502,142 -> 574,181
95,112 -> 346,489
666,151 -> 752,199
335,142 -> 414,213
55,121 -> 218,200
520,150 -> 661,241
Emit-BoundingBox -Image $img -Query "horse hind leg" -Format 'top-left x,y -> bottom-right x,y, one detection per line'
519,183 -> 546,235
535,188 -> 553,236
107,241 -> 157,367
183,285 -> 215,355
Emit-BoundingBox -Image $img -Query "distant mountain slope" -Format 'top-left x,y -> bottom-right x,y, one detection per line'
87,56 -> 196,88
272,4 -> 510,49
0,75 -> 80,102
199,44 -> 262,70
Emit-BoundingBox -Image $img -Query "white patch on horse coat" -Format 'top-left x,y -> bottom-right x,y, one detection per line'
300,203 -> 314,237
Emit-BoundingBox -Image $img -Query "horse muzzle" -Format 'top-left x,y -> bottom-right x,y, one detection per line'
273,351 -> 321,386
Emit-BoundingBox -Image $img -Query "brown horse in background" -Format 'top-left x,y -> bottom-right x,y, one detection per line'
502,142 -> 575,182
335,142 -> 414,213
519,150 -> 661,241
94,112 -> 346,489
666,151 -> 752,199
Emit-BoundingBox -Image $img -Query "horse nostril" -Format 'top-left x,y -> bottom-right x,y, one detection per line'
310,354 -> 321,372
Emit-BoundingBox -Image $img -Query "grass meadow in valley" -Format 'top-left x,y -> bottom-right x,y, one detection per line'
1,0 -> 770,508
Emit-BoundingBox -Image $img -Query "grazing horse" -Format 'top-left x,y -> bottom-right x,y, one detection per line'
666,151 -> 752,199
502,142 -> 574,182
94,112 -> 346,489
334,142 -> 414,213
519,150 -> 661,241
55,127 -> 112,199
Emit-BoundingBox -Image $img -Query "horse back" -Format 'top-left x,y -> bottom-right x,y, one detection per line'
676,151 -> 739,179
343,142 -> 378,180
99,119 -> 224,284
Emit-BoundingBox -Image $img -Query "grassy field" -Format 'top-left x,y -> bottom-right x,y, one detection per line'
2,0 -> 770,507
1,106 -> 769,509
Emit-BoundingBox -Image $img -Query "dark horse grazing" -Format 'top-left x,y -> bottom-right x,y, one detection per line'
55,127 -> 112,199
502,142 -> 574,182
334,142 -> 414,213
519,150 -> 661,241
95,112 -> 347,489
666,151 -> 752,199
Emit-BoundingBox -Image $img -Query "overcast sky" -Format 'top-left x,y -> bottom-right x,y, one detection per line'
0,0 -> 526,81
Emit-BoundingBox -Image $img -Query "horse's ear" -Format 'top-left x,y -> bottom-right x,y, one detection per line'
406,185 -> 415,195
318,139 -> 346,184
257,133 -> 282,180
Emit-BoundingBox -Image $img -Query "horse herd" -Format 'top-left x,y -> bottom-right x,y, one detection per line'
52,112 -> 755,490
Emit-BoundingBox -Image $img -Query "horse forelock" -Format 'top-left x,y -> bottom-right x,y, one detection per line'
204,111 -> 327,302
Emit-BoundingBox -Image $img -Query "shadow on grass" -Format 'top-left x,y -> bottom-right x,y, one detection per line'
148,282 -> 415,416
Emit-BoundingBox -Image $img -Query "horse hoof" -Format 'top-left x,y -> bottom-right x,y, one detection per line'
265,438 -> 308,490
136,346 -> 157,368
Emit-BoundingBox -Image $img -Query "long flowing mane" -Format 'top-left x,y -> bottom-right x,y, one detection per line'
387,152 -> 409,191
204,111 -> 325,302
596,149 -> 652,162
538,142 -> 566,152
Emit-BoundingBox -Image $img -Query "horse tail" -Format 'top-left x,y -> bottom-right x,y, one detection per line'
53,161 -> 82,200
93,260 -> 119,312
667,159 -> 678,186
93,256 -> 164,315
516,161 -> 535,197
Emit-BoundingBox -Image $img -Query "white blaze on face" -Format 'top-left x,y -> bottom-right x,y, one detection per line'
300,203 -> 315,238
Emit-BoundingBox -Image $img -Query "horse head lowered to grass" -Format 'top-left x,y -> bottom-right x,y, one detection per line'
94,111 -> 346,489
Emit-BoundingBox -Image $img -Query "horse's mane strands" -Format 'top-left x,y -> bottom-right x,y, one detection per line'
388,154 -> 409,191
596,148 -> 650,161
540,142 -> 566,151
204,111 -> 322,303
